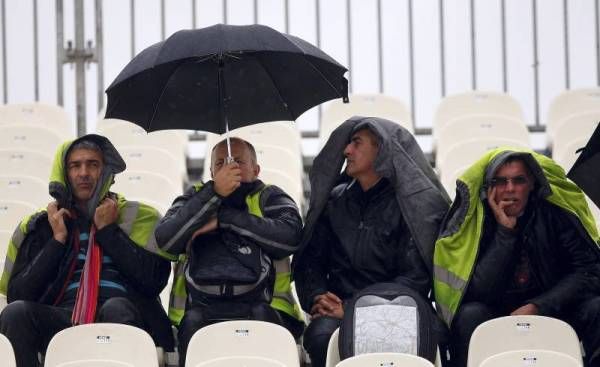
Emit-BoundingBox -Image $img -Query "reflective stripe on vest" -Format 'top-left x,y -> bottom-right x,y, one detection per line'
168,184 -> 303,325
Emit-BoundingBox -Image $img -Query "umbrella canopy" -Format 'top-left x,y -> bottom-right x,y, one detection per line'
568,122 -> 600,208
105,23 -> 349,134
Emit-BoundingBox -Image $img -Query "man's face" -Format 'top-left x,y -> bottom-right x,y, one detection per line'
66,148 -> 104,205
490,160 -> 535,217
343,129 -> 379,179
211,140 -> 259,182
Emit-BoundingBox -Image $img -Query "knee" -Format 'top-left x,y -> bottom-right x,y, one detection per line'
250,303 -> 281,324
451,302 -> 495,338
303,317 -> 339,352
97,297 -> 140,324
0,300 -> 34,327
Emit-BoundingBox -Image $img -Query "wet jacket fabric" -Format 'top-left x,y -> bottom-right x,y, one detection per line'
293,117 -> 450,311
0,134 -> 175,349
434,148 -> 600,326
154,179 -> 303,324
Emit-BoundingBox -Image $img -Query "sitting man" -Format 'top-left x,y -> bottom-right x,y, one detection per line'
433,148 -> 600,367
293,117 -> 450,367
0,134 -> 174,367
155,137 -> 303,367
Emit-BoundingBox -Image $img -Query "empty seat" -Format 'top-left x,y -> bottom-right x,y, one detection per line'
185,320 -> 299,367
552,115 -> 599,159
111,171 -> 182,215
435,115 -> 529,167
0,175 -> 51,209
479,350 -> 582,367
467,316 -> 583,367
433,91 -> 525,140
0,149 -> 54,181
0,200 -> 37,232
188,356 -> 286,367
0,332 -> 16,367
320,94 -> 413,147
0,125 -> 65,157
336,353 -> 434,367
119,146 -> 188,189
258,169 -> 303,209
546,88 -> 600,145
44,323 -> 159,367
0,102 -> 73,139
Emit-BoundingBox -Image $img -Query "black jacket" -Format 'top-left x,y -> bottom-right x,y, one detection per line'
294,178 -> 430,312
7,210 -> 174,349
464,198 -> 600,317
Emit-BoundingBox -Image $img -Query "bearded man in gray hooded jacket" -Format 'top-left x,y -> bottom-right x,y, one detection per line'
293,117 -> 450,367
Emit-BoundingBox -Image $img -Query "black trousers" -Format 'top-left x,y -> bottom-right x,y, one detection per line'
0,297 -> 144,367
449,297 -> 600,367
177,301 -> 284,367
303,316 -> 341,367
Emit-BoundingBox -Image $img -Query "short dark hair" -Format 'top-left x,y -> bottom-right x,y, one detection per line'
211,137 -> 257,163
68,139 -> 104,162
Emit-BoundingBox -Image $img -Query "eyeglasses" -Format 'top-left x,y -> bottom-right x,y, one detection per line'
489,175 -> 529,187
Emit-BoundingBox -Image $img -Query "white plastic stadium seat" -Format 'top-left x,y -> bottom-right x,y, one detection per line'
0,125 -> 65,157
433,91 -> 525,139
111,170 -> 182,215
118,146 -> 188,189
0,149 -> 54,181
479,350 -> 582,367
467,316 -> 583,367
0,200 -> 37,233
546,88 -> 600,145
190,356 -> 286,367
258,169 -> 303,209
0,102 -> 73,139
320,94 -> 413,148
435,115 -> 529,167
0,175 -> 51,209
336,353 -> 434,367
185,320 -> 299,367
552,114 -> 599,159
325,328 -> 341,367
229,121 -> 302,155
0,332 -> 16,367
44,323 -> 159,367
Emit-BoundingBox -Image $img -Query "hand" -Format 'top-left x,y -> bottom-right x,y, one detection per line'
47,201 -> 71,244
94,197 -> 119,230
190,217 -> 218,241
310,292 -> 344,319
213,162 -> 242,197
487,186 -> 517,229
511,303 -> 539,316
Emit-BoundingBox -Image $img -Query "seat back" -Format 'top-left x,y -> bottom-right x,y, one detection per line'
44,323 -> 159,367
336,353 -> 434,367
320,94 -> 412,148
467,316 -> 583,367
0,102 -> 73,139
0,125 -> 65,156
185,320 -> 299,367
552,115 -> 600,159
0,332 -> 16,367
118,146 -> 187,189
479,350 -> 582,367
189,356 -> 286,367
111,171 -> 182,215
546,88 -> 600,143
325,328 -> 341,367
0,148 -> 54,181
0,175 -> 51,208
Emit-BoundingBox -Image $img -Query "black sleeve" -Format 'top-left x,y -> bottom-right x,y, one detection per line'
154,183 -> 222,256
463,222 -> 520,304
293,212 -> 333,312
217,185 -> 302,259
96,223 -> 170,298
528,209 -> 600,316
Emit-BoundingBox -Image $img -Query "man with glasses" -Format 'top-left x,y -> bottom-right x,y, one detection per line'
433,149 -> 600,367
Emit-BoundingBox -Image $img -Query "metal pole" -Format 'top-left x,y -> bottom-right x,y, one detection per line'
192,0 -> 197,28
408,0 -> 415,124
1,0 -> 7,103
223,0 -> 227,24
254,0 -> 258,24
130,0 -> 135,58
56,0 -> 64,106
596,0 -> 599,86
563,0 -> 570,89
284,0 -> 289,33
161,0 -> 165,39
33,0 -> 39,101
532,0 -> 540,127
470,0 -> 477,90
377,0 -> 383,93
346,0 -> 353,92
74,0 -> 86,136
501,0 -> 507,92
439,0 -> 446,97
96,0 -> 104,113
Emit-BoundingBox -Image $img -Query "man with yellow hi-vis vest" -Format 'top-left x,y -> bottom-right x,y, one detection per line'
434,148 -> 600,367
155,137 -> 304,367
0,134 -> 175,367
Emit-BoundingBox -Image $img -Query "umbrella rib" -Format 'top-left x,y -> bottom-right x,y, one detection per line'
254,53 -> 297,121
300,54 -> 347,101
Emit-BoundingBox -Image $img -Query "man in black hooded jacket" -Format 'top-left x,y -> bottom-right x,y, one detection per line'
294,117 -> 449,367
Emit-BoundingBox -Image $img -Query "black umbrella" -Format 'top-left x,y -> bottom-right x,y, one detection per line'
105,23 -> 348,157
567,122 -> 600,208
